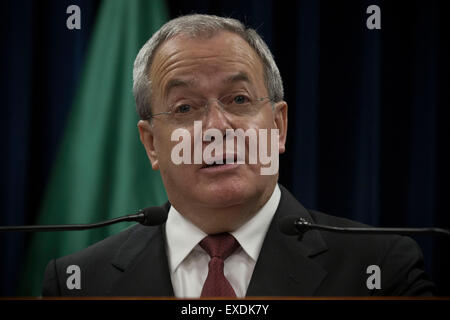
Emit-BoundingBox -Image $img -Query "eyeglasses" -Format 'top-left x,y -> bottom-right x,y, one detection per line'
143,93 -> 272,125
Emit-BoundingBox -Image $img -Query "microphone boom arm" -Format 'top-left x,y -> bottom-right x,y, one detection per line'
0,207 -> 166,232
294,218 -> 450,237
0,214 -> 144,232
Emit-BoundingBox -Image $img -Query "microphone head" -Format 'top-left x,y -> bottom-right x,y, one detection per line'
138,207 -> 168,226
279,215 -> 302,235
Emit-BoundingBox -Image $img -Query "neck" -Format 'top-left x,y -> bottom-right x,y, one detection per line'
173,183 -> 277,235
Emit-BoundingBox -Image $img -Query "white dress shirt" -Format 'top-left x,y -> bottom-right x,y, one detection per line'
165,184 -> 281,298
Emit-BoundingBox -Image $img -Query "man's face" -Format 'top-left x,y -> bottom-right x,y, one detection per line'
138,31 -> 287,225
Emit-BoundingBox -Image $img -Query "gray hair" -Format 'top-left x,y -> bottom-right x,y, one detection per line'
133,14 -> 284,120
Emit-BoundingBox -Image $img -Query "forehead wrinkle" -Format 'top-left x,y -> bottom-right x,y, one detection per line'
158,60 -> 257,99
151,32 -> 266,104
152,34 -> 261,81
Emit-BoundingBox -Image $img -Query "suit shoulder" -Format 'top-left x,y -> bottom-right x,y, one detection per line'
43,223 -> 163,296
54,223 -> 151,269
308,209 -> 371,228
306,209 -> 406,256
303,210 -> 435,296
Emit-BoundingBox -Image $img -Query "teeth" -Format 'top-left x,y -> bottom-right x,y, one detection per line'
205,161 -> 224,167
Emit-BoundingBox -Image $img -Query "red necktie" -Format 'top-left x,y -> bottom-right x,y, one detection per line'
199,233 -> 240,297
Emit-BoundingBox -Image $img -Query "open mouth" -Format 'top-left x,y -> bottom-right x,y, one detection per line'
202,161 -> 226,168
201,154 -> 239,169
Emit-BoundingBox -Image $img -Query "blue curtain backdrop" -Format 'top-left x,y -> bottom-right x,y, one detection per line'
1,0 -> 449,296
0,0 -> 101,295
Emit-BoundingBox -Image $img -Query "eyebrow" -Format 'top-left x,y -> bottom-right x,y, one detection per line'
164,78 -> 195,97
224,72 -> 251,84
164,72 -> 252,97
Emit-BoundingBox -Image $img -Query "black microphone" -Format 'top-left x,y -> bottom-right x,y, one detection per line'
279,215 -> 450,238
0,206 -> 168,232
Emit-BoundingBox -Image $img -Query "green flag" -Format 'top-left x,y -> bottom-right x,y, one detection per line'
20,0 -> 168,296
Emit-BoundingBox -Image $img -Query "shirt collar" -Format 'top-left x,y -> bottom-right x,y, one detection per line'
230,184 -> 281,261
165,184 -> 281,273
165,205 -> 207,274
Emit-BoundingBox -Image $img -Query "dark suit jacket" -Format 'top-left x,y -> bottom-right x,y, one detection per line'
42,185 -> 436,296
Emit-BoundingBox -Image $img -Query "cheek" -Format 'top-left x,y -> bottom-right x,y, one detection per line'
240,113 -> 278,166
235,111 -> 276,139
153,129 -> 179,165
154,126 -> 196,169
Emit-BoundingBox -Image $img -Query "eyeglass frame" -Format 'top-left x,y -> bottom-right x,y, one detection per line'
142,95 -> 274,122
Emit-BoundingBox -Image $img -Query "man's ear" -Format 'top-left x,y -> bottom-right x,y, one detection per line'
137,120 -> 160,170
273,101 -> 288,154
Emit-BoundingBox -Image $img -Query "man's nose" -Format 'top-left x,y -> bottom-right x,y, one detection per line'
203,100 -> 232,137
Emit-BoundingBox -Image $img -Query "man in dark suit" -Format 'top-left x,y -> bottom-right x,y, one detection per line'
42,14 -> 435,297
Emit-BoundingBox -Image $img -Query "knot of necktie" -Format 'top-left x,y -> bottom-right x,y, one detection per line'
199,233 -> 240,260
199,233 -> 240,297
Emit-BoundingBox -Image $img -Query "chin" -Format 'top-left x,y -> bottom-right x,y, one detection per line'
200,180 -> 255,208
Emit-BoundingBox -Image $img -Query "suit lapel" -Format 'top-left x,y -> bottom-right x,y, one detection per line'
246,185 -> 329,296
108,204 -> 174,296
